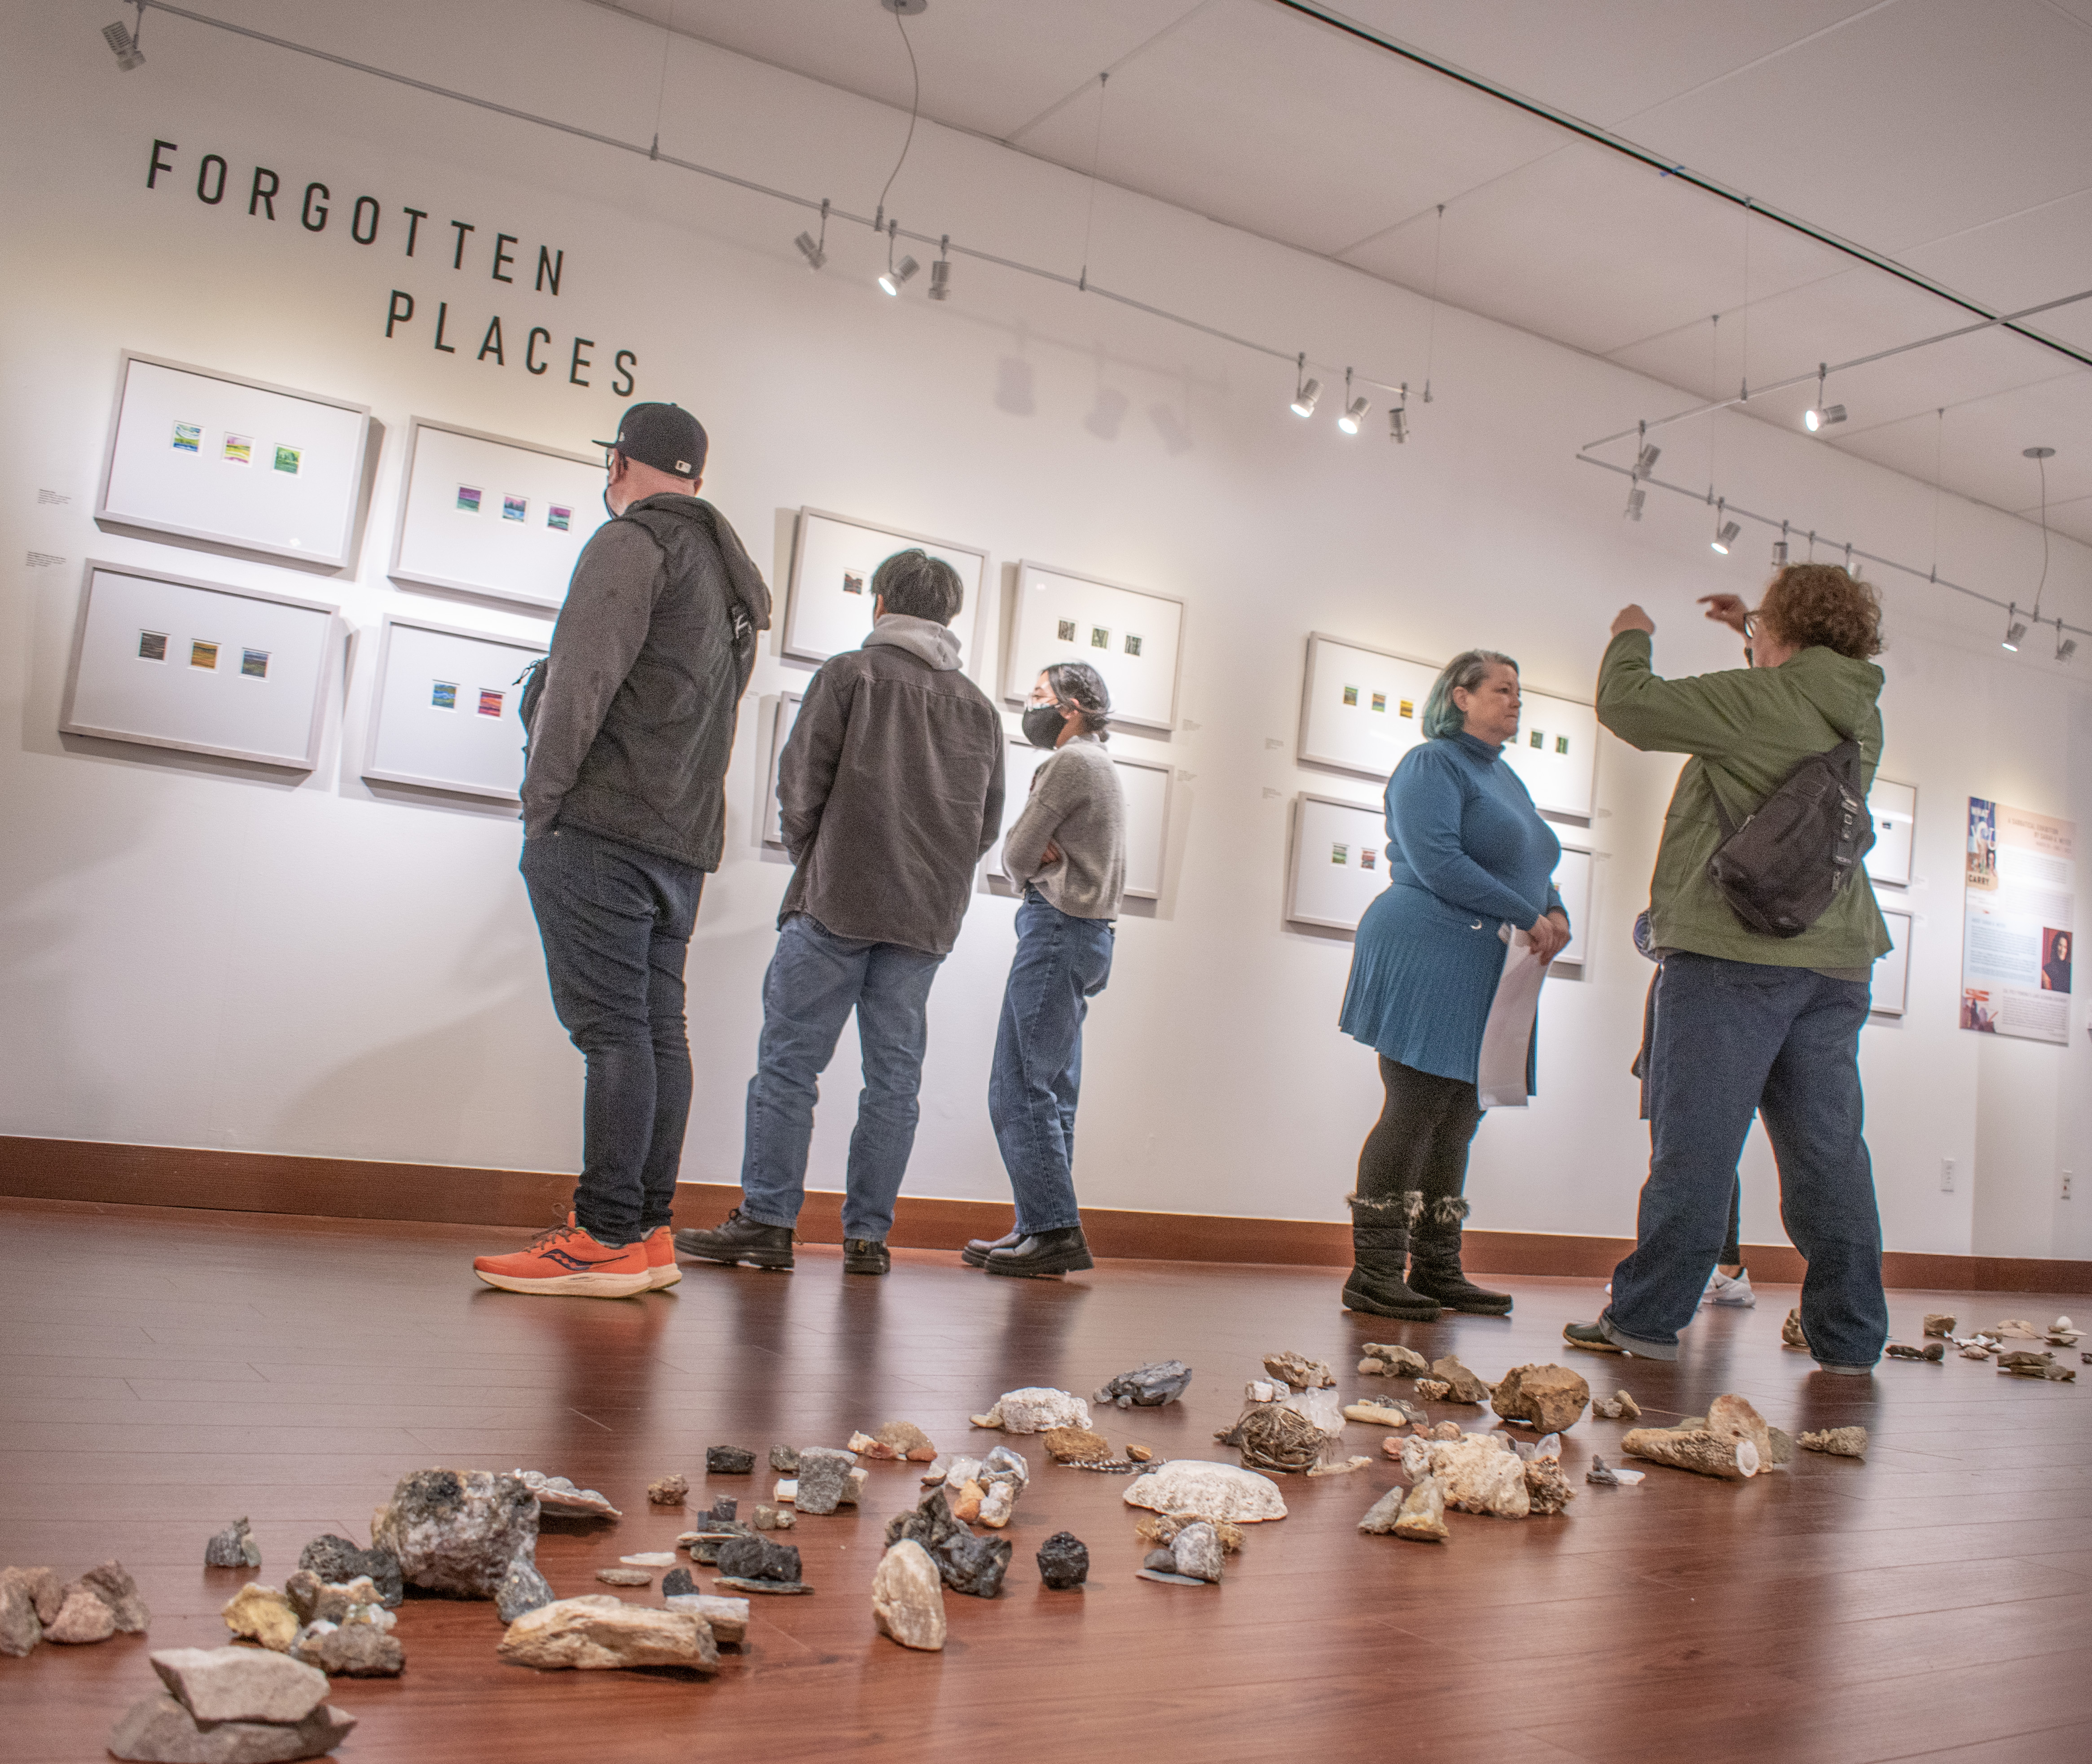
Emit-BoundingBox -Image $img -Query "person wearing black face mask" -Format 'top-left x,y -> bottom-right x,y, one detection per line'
962,663 -> 1127,1277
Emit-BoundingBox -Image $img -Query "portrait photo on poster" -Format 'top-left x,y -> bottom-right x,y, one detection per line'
1960,797 -> 2075,1043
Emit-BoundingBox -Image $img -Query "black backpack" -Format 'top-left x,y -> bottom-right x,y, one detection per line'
1705,740 -> 1875,938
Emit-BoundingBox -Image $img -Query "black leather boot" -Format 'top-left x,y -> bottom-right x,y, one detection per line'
961,1229 -> 1020,1269
673,1207 -> 795,1270
1340,1192 -> 1442,1320
842,1237 -> 890,1276
1407,1195 -> 1512,1315
984,1226 -> 1094,1278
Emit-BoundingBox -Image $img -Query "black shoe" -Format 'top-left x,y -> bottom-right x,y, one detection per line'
961,1230 -> 1020,1269
984,1227 -> 1094,1278
843,1237 -> 890,1276
673,1208 -> 795,1270
1408,1194 -> 1512,1315
1341,1191 -> 1441,1320
1341,1264 -> 1442,1321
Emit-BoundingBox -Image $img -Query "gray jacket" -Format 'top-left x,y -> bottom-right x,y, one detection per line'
1004,736 -> 1127,919
777,615 -> 1005,955
521,494 -> 770,869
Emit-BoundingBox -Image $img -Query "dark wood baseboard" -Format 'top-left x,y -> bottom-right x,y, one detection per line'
3,1134 -> 2085,1292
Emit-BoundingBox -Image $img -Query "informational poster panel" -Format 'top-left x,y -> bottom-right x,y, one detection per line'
361,616 -> 547,800
1551,842 -> 1592,967
96,353 -> 370,569
1500,688 -> 1599,820
783,510 -> 988,669
1297,634 -> 1437,779
1864,779 -> 1916,888
989,739 -> 1170,901
1286,793 -> 1389,933
1960,798 -> 2074,1042
760,692 -> 802,848
389,418 -> 605,609
1003,562 -> 1183,734
1873,908 -> 1911,1017
59,561 -> 336,768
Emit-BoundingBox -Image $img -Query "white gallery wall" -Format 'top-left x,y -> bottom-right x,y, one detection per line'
1,0 -> 2087,1260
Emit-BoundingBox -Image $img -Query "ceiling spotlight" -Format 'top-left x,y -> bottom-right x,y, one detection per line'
102,14 -> 144,70
1805,404 -> 1847,433
1772,539 -> 1788,567
1625,485 -> 1645,522
1710,500 -> 1739,554
2059,628 -> 2078,664
1338,395 -> 1369,435
793,232 -> 826,270
878,255 -> 919,296
1289,378 -> 1321,419
1389,406 -> 1407,444
1634,442 -> 1661,479
928,238 -> 951,302
2002,604 -> 2027,651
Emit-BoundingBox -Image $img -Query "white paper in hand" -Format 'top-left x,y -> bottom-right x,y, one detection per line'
1476,925 -> 1551,1108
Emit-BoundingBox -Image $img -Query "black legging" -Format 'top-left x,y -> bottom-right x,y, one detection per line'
1357,1056 -> 1482,1206
1721,1177 -> 1742,1267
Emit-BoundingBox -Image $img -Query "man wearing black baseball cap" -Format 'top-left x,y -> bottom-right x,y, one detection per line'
474,402 -> 773,1299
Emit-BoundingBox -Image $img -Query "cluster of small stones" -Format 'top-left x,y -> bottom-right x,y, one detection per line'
0,1560 -> 149,1656
109,1647 -> 354,1763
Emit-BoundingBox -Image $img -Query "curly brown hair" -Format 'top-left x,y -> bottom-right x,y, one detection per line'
1759,563 -> 1883,659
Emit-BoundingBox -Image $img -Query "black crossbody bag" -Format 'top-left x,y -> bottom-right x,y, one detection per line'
1704,740 -> 1875,938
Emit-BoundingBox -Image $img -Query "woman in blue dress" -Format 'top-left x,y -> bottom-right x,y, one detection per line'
1338,649 -> 1571,1320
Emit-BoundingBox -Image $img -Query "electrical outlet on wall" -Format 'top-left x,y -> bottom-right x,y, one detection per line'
1941,1158 -> 1956,1193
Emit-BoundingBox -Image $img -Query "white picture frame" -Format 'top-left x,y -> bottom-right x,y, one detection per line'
95,351 -> 370,569
1002,561 -> 1184,735
1872,907 -> 1911,1017
1551,840 -> 1593,966
388,417 -> 606,609
1297,633 -> 1437,778
782,509 -> 989,668
1285,792 -> 1390,933
60,561 -> 336,769
1865,779 -> 1916,889
760,692 -> 803,848
360,615 -> 547,800
989,738 -> 1172,902
1501,687 -> 1599,820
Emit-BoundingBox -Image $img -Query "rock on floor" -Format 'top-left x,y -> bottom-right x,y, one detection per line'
870,1541 -> 946,1650
1622,1427 -> 1760,1480
151,1647 -> 328,1725
792,1447 -> 857,1516
205,1520 -> 262,1570
46,1583 -> 119,1644
1043,1426 -> 1114,1463
663,1594 -> 748,1644
498,1596 -> 718,1672
1402,1437 -> 1530,1518
705,1446 -> 757,1475
1261,1351 -> 1335,1389
510,1471 -> 620,1520
934,1531 -> 1011,1599
223,1584 -> 300,1653
969,1388 -> 1092,1433
371,1470 -> 539,1599
1358,1343 -> 1429,1378
1091,1361 -> 1192,1409
494,1557 -> 554,1624
1427,1356 -> 1491,1405
1,1570 -> 45,1656
714,1535 -> 802,1587
1489,1365 -> 1591,1433
647,1474 -> 689,1506
1171,1522 -> 1224,1583
1036,1531 -> 1089,1589
290,1621 -> 403,1677
107,1694 -> 353,1763
1798,1426 -> 1869,1459
294,1539 -> 401,1609
1590,1389 -> 1641,1422
1123,1460 -> 1289,1523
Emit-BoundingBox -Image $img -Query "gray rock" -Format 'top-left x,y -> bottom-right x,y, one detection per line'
663,1594 -> 748,1644
715,1576 -> 812,1595
0,1569 -> 41,1656
768,1445 -> 798,1473
982,1444 -> 1031,1487
1091,1361 -> 1194,1409
793,1447 -> 855,1515
1036,1531 -> 1089,1589
370,1470 -> 539,1599
1135,1567 -> 1211,1586
705,1446 -> 756,1475
708,1497 -> 738,1522
151,1645 -> 328,1724
1143,1548 -> 1177,1573
884,1489 -> 964,1557
107,1693 -> 352,1762
1358,1487 -> 1406,1535
714,1535 -> 801,1586
683,1521 -> 752,1565
511,1471 -> 620,1520
751,1505 -> 794,1532
1171,1522 -> 1224,1583
284,1575 -> 386,1628
295,1538 -> 402,1609
661,1567 -> 696,1597
290,1622 -> 403,1678
495,1557 -> 554,1624
205,1520 -> 262,1570
78,1559 -> 151,1632
935,1530 -> 1011,1598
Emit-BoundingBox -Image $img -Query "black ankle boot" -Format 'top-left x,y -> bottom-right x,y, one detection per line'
673,1207 -> 795,1270
961,1229 -> 1020,1269
1340,1192 -> 1442,1321
1406,1195 -> 1512,1315
842,1237 -> 890,1276
984,1226 -> 1094,1278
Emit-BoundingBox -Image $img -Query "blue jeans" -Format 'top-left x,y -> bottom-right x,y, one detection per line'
521,827 -> 705,1247
739,913 -> 945,1242
989,889 -> 1115,1233
1604,951 -> 1887,1369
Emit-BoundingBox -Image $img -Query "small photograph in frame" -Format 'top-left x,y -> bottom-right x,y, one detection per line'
1371,692 -> 1387,713
272,444 -> 302,475
137,631 -> 168,663
456,485 -> 483,515
501,494 -> 527,522
1360,847 -> 1377,870
189,640 -> 220,670
547,505 -> 572,531
222,434 -> 253,466
476,687 -> 505,718
239,649 -> 270,679
1057,619 -> 1077,642
1399,699 -> 1413,718
1342,684 -> 1359,707
431,680 -> 458,711
1124,633 -> 1143,657
1331,843 -> 1349,864
842,570 -> 866,596
1529,729 -> 1544,748
1090,626 -> 1110,650
171,422 -> 201,454
1556,735 -> 1569,754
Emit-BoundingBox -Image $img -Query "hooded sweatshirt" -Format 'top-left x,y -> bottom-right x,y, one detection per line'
1597,629 -> 1891,970
774,613 -> 1005,955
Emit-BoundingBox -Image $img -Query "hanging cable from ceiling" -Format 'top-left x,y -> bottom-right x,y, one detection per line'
1078,72 -> 1109,293
2024,445 -> 2055,620
1420,203 -> 1445,404
873,0 -> 923,236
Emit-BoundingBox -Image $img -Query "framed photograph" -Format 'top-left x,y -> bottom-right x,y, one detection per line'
760,692 -> 802,848
1501,686 -> 1599,820
360,615 -> 547,800
1003,562 -> 1183,734
95,352 -> 371,569
989,738 -> 1172,902
1284,792 -> 1390,933
1551,839 -> 1593,966
1872,908 -> 1911,1017
1864,778 -> 1916,889
1297,633 -> 1439,779
389,417 -> 606,609
59,561 -> 337,768
782,509 -> 989,667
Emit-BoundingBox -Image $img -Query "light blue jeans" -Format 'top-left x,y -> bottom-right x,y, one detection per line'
738,913 -> 945,1242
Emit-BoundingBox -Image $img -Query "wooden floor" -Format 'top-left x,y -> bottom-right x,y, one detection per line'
3,1197 -> 2089,1764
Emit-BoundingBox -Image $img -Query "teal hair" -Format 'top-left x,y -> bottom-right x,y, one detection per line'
1421,649 -> 1519,739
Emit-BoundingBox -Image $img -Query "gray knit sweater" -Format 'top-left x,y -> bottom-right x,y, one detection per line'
1002,736 -> 1126,920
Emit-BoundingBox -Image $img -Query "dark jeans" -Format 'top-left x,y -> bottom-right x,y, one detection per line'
739,913 -> 945,1242
1721,1179 -> 1743,1268
1604,951 -> 1886,1367
1357,1056 -> 1482,1206
521,826 -> 704,1247
988,888 -> 1115,1233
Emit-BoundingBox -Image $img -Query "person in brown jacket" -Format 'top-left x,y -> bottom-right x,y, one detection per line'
676,549 -> 1005,1277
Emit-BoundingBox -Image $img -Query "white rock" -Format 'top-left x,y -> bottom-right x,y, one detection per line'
870,1541 -> 945,1651
1409,1437 -> 1531,1518
970,1388 -> 1093,1433
774,1479 -> 797,1504
1282,1384 -> 1345,1436
664,1594 -> 748,1645
976,1479 -> 1018,1529
618,1553 -> 677,1568
1171,1522 -> 1224,1582
1122,1460 -> 1288,1523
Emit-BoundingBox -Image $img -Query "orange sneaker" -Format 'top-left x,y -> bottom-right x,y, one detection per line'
473,1222 -> 652,1297
645,1226 -> 681,1290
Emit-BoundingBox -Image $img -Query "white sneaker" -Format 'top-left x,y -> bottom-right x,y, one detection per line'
1701,1269 -> 1757,1309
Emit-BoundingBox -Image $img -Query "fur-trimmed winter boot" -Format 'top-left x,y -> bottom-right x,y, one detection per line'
1407,1195 -> 1513,1315
1340,1192 -> 1442,1321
